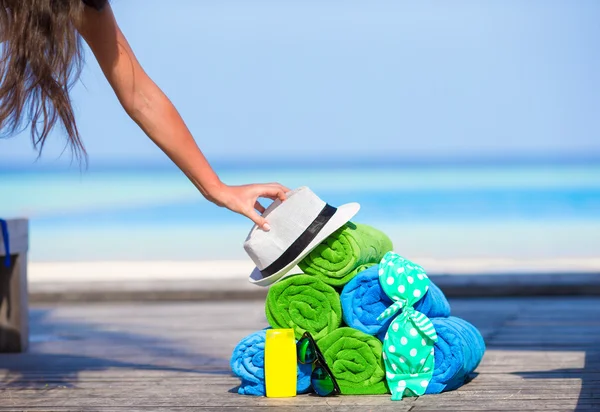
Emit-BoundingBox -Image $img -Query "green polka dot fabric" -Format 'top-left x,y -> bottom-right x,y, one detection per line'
376,251 -> 438,400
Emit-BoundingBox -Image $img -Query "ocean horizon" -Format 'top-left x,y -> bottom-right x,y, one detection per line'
1,159 -> 599,264
2,152 -> 600,172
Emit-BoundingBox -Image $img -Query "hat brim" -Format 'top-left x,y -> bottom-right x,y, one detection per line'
248,202 -> 360,287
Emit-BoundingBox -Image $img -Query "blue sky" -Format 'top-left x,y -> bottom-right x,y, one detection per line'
1,0 -> 599,167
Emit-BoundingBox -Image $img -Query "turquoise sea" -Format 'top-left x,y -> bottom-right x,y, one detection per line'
1,162 -> 599,262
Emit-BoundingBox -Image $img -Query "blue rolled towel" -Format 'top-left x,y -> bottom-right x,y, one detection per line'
425,316 -> 486,394
230,329 -> 312,396
340,265 -> 451,339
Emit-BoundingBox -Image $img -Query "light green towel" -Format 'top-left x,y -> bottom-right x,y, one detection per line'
318,327 -> 389,395
265,274 -> 342,341
298,222 -> 393,287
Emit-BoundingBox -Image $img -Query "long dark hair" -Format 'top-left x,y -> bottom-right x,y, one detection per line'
0,0 -> 87,161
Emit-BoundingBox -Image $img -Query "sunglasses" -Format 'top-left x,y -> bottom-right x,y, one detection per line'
296,331 -> 341,396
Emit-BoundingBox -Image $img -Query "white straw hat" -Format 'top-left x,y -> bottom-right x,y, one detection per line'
244,186 -> 360,287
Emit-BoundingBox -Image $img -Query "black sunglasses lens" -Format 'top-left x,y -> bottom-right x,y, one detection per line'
311,365 -> 336,396
297,337 -> 316,364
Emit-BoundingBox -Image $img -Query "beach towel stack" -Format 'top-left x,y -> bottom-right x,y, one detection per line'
231,222 -> 392,395
230,222 -> 486,400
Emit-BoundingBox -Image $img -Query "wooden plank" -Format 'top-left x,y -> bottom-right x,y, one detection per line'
1,298 -> 599,410
2,385 -> 599,400
0,393 -> 593,409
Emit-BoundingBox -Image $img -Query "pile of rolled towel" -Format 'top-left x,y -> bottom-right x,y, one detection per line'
230,221 -> 486,399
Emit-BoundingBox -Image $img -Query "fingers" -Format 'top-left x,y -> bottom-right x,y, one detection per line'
241,182 -> 291,231
263,182 -> 290,190
275,183 -> 292,192
260,183 -> 290,195
256,185 -> 287,202
246,209 -> 270,231
277,183 -> 291,193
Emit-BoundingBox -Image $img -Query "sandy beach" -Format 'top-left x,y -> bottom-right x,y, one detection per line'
28,256 -> 600,284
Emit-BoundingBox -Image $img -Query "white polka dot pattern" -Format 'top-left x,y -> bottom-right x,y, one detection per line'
375,251 -> 438,401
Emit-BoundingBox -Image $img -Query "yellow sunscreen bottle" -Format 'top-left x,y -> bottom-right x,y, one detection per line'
264,328 -> 297,397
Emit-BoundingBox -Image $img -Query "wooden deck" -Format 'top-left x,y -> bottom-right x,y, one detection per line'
1,297 -> 599,411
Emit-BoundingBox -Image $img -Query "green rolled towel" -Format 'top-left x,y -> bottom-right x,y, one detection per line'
355,262 -> 377,274
318,327 -> 389,395
265,274 -> 342,341
298,222 -> 393,287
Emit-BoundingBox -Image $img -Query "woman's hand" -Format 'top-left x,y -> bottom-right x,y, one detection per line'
208,182 -> 291,231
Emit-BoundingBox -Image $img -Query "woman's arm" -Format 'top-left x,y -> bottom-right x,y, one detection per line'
74,3 -> 287,230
